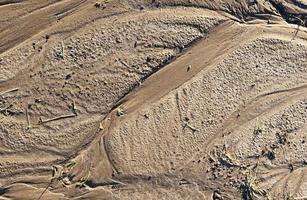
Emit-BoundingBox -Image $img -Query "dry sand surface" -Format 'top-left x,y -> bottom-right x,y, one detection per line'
0,0 -> 307,199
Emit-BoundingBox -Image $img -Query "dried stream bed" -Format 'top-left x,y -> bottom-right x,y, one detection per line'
0,0 -> 307,199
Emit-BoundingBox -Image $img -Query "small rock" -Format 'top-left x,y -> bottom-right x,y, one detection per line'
115,37 -> 122,43
65,74 -> 72,80
94,2 -> 101,8
187,65 -> 191,72
213,191 -> 224,200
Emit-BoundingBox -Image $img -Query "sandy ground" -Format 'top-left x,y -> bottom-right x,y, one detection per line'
0,0 -> 307,199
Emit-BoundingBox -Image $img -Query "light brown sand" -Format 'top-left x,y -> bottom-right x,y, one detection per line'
0,0 -> 307,199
